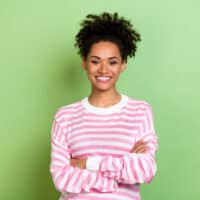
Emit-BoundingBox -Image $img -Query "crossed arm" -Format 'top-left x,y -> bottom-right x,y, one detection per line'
70,140 -> 148,169
70,133 -> 157,185
51,120 -> 157,194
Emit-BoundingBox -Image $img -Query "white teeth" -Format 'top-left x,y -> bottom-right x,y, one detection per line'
96,76 -> 111,81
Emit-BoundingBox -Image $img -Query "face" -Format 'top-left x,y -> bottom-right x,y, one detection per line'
82,41 -> 126,92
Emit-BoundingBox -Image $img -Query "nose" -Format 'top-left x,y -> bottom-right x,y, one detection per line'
98,61 -> 108,73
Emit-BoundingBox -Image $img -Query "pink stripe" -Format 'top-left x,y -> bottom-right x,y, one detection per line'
56,106 -> 84,119
141,120 -> 146,133
69,137 -> 133,147
71,152 -> 125,159
68,119 -> 144,128
55,165 -> 69,189
72,170 -> 82,191
70,130 -> 138,140
53,149 -> 68,159
66,191 -> 140,200
146,109 -> 151,130
130,157 -> 139,183
115,191 -> 140,199
71,124 -> 139,132
67,110 -> 145,119
51,157 -> 65,165
138,157 -> 145,177
69,115 -> 144,124
71,145 -> 130,154
125,106 -> 146,111
127,100 -> 147,107
62,167 -> 73,192
125,103 -> 147,109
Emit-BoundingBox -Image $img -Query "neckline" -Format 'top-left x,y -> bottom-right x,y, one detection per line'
81,94 -> 128,114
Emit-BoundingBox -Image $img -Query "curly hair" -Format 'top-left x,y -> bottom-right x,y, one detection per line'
75,12 -> 141,62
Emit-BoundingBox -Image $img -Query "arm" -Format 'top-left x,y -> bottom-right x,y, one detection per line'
50,118 -> 118,194
86,104 -> 158,184
70,140 -> 147,169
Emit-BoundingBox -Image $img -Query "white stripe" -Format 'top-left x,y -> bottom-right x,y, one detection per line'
52,152 -> 67,163
125,103 -> 148,109
57,166 -> 71,191
69,116 -> 144,124
51,160 -> 65,168
56,110 -> 82,121
117,185 -> 140,196
71,127 -> 139,135
70,133 -> 136,143
134,156 -> 143,183
71,121 -> 142,129
67,169 -> 80,192
51,143 -> 69,157
124,155 -> 135,183
82,192 -> 136,200
72,148 -> 127,156
139,154 -> 150,178
70,140 -> 132,149
69,113 -> 146,122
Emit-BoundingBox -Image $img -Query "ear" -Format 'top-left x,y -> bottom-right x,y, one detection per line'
121,61 -> 126,72
81,59 -> 87,71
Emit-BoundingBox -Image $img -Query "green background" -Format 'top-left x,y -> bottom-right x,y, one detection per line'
1,0 -> 199,199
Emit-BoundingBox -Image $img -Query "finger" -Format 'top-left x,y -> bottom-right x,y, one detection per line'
134,141 -> 146,148
135,140 -> 146,146
133,144 -> 146,150
131,143 -> 146,153
135,145 -> 148,153
132,144 -> 148,153
135,147 -> 147,153
134,140 -> 148,148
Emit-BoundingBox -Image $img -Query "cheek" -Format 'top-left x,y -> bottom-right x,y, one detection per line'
111,68 -> 122,77
87,69 -> 95,75
87,65 -> 98,74
87,69 -> 96,80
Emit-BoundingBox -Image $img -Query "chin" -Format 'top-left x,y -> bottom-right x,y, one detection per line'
93,85 -> 114,92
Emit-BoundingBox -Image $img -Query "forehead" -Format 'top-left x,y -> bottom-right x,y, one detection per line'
88,41 -> 121,58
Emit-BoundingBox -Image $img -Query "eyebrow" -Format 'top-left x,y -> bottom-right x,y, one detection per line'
89,56 -> 119,60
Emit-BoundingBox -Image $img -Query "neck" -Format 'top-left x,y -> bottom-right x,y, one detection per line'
88,89 -> 121,108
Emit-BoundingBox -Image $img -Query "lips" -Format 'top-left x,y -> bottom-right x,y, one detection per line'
95,76 -> 111,82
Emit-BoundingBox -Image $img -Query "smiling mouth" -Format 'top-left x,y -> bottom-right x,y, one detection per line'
95,76 -> 112,82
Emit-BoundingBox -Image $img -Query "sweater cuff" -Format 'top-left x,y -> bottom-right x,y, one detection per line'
86,156 -> 102,171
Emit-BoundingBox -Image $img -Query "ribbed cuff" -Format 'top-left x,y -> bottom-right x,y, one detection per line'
86,156 -> 102,171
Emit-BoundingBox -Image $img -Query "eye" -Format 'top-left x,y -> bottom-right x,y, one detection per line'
109,61 -> 118,65
91,60 -> 99,65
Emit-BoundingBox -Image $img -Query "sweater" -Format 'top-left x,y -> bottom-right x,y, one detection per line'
50,94 -> 158,200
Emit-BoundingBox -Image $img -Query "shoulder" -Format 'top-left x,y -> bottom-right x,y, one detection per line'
126,95 -> 153,111
53,99 -> 83,122
125,95 -> 154,121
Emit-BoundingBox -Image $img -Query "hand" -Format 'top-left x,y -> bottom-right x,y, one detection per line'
131,140 -> 148,153
70,158 -> 87,169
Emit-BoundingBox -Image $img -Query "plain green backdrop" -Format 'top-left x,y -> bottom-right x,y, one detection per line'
0,0 -> 200,199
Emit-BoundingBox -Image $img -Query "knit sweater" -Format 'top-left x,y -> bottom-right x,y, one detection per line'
50,94 -> 158,200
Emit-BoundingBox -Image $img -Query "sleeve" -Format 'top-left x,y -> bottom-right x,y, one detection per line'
86,104 -> 158,184
50,116 -> 118,194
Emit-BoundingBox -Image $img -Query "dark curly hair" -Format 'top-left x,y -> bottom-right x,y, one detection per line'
75,12 -> 141,62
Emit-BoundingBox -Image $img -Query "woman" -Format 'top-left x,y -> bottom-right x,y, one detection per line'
50,12 -> 158,200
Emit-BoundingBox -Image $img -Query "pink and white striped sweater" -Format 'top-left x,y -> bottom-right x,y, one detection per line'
50,94 -> 158,200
